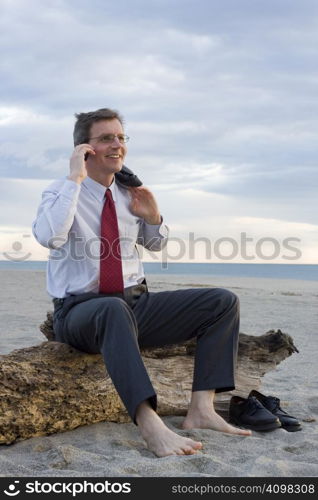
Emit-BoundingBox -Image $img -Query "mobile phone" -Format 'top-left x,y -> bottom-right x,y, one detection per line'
84,152 -> 89,161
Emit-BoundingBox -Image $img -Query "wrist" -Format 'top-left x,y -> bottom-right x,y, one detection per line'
145,214 -> 162,225
68,174 -> 84,184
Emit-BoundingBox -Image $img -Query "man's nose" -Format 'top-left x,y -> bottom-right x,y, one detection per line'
111,136 -> 122,147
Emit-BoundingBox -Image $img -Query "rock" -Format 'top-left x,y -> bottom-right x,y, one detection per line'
0,311 -> 298,444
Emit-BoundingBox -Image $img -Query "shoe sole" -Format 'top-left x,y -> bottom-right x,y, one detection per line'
229,417 -> 282,432
282,424 -> 302,432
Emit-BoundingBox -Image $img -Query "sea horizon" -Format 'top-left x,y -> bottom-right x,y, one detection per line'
1,260 -> 318,281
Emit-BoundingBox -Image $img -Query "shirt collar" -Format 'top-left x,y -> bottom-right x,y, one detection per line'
82,176 -> 117,202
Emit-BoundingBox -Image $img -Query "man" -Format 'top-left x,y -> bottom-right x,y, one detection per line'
32,108 -> 251,458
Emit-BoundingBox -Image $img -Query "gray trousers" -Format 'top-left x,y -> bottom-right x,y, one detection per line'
53,287 -> 239,423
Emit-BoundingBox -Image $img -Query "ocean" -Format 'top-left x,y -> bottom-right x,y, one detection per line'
0,260 -> 318,281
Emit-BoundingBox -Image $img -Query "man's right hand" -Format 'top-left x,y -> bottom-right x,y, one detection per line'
68,144 -> 96,184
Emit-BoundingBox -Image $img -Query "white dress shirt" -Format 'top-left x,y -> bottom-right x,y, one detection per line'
32,176 -> 168,298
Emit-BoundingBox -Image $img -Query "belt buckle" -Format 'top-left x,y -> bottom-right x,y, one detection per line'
124,283 -> 147,307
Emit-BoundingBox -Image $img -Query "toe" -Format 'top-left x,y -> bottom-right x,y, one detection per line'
186,438 -> 203,450
176,448 -> 187,455
242,429 -> 252,436
182,445 -> 197,455
232,426 -> 252,436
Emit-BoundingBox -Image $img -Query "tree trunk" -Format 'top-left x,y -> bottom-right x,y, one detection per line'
0,311 -> 298,445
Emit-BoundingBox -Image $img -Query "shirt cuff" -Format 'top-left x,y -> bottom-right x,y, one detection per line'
143,216 -> 169,238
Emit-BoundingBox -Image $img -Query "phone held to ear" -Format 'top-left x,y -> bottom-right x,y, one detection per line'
84,152 -> 89,161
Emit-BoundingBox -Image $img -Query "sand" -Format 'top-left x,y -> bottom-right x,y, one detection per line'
0,269 -> 317,477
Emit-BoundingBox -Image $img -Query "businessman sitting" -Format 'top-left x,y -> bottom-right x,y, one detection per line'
32,107 -> 251,457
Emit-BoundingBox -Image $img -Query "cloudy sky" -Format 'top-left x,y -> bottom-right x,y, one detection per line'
1,0 -> 317,264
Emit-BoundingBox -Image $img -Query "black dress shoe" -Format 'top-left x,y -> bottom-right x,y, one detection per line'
249,390 -> 302,432
229,396 -> 282,431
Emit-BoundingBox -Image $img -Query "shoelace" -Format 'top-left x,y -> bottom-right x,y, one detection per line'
267,397 -> 289,415
269,397 -> 280,410
246,397 -> 266,415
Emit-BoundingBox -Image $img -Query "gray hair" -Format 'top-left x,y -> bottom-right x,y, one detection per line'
73,108 -> 124,146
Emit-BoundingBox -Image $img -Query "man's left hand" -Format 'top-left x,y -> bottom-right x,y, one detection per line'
129,187 -> 162,225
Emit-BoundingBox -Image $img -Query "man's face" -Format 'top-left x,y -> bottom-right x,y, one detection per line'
86,118 -> 127,174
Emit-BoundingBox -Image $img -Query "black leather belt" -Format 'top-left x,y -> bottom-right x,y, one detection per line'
53,281 -> 148,311
53,297 -> 65,307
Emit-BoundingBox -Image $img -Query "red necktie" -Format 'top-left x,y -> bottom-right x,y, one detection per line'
99,189 -> 124,294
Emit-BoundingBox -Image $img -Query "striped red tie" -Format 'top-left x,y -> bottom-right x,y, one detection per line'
99,189 -> 124,294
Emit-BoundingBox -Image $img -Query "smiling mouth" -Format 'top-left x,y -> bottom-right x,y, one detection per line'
105,155 -> 121,159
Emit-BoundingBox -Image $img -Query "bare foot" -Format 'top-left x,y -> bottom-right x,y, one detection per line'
136,405 -> 203,457
182,408 -> 252,436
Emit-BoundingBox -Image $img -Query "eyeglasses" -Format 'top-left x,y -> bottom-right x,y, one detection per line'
89,134 -> 130,144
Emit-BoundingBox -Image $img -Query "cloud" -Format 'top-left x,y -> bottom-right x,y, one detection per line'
0,0 -> 317,262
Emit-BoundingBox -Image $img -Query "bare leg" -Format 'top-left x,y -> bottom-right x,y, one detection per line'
182,390 -> 252,436
136,401 -> 203,458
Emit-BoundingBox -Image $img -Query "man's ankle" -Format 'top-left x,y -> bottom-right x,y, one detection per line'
136,400 -> 157,426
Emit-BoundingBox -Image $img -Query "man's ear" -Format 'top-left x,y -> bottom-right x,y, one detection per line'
115,165 -> 143,188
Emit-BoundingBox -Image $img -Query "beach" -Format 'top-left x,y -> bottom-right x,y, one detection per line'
0,268 -> 317,477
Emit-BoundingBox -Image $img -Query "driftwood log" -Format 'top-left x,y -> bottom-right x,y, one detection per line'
0,311 -> 298,445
